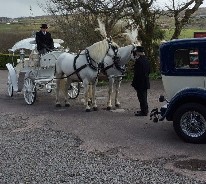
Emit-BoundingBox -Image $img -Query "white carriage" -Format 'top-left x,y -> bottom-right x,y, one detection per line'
6,38 -> 80,105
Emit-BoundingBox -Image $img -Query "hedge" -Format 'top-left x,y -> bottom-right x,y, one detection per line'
0,53 -> 19,69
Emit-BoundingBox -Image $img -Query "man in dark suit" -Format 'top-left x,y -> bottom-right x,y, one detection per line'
131,46 -> 150,116
36,24 -> 54,55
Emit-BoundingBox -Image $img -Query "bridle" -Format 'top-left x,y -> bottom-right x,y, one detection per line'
106,40 -> 119,59
103,42 -> 136,75
131,43 -> 137,57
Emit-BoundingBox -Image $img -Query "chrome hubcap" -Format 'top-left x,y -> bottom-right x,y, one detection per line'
180,111 -> 206,138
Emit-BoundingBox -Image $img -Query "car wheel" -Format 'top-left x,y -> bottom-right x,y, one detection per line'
173,103 -> 206,143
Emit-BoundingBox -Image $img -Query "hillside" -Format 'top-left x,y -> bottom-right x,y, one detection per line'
0,7 -> 206,53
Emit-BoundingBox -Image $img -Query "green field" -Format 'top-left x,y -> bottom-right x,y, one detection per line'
164,29 -> 206,40
0,22 -> 43,34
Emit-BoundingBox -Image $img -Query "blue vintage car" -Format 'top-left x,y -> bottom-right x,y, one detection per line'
151,38 -> 206,143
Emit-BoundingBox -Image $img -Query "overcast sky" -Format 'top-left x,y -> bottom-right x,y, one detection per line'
0,0 -> 47,18
0,0 -> 205,18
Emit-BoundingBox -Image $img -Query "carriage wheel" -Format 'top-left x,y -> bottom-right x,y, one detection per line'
7,73 -> 13,97
23,78 -> 36,105
68,82 -> 80,99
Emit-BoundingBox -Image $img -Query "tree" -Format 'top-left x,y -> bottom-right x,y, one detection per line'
45,0 -> 203,72
127,0 -> 165,71
165,0 -> 204,39
47,0 -> 129,51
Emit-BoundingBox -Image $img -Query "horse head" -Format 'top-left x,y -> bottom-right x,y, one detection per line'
106,37 -> 121,62
131,44 -> 145,61
86,38 -> 120,64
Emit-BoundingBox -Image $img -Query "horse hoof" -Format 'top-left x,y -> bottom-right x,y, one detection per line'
65,104 -> 70,107
56,104 -> 61,107
86,109 -> 91,112
115,104 -> 120,108
107,106 -> 111,111
93,107 -> 98,111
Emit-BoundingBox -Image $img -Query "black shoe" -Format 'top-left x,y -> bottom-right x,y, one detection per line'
135,111 -> 148,116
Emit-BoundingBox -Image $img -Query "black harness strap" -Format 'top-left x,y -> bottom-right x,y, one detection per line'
85,49 -> 98,71
54,53 -> 87,80
102,58 -> 126,75
73,53 -> 85,82
102,63 -> 114,74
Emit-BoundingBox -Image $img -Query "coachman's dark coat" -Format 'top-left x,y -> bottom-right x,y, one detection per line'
132,55 -> 150,90
36,31 -> 54,52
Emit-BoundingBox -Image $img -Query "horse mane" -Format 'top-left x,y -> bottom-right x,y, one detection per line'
86,39 -> 109,63
87,38 -> 119,63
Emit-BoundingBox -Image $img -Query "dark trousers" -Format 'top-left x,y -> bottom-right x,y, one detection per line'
136,89 -> 148,114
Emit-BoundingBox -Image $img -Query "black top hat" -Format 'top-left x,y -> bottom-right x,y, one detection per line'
135,46 -> 145,52
40,24 -> 48,29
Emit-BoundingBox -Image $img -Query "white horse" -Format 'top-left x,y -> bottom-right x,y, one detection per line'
102,44 -> 137,110
55,38 -> 120,111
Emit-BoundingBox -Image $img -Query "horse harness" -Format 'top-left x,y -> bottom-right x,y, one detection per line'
102,44 -> 138,76
102,57 -> 126,75
55,41 -> 119,81
72,49 -> 102,82
72,42 -> 119,82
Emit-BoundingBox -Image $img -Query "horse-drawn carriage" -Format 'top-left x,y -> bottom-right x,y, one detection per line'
6,35 -> 122,111
6,38 -> 80,105
150,37 -> 206,143
6,22 -> 138,111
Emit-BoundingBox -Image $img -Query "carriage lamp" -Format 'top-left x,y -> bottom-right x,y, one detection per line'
20,49 -> 25,62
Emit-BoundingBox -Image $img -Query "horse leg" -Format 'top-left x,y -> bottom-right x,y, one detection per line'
114,77 -> 122,108
55,77 -> 61,107
91,79 -> 98,111
88,84 -> 93,106
107,76 -> 114,110
83,80 -> 91,112
64,78 -> 71,107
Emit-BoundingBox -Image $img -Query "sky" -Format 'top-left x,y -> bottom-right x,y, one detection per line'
0,0 -> 47,18
0,0 -> 205,18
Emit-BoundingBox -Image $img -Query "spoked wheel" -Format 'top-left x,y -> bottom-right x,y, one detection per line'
7,73 -> 13,97
23,78 -> 36,105
173,103 -> 206,143
68,82 -> 80,99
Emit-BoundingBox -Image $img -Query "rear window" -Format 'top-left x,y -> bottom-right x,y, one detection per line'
174,49 -> 199,69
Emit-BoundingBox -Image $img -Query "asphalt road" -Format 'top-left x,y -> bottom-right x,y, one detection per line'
1,69 -> 206,182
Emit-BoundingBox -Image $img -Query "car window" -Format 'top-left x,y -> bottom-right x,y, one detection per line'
174,49 -> 199,69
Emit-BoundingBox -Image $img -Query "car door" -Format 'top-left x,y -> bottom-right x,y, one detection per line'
162,45 -> 205,100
